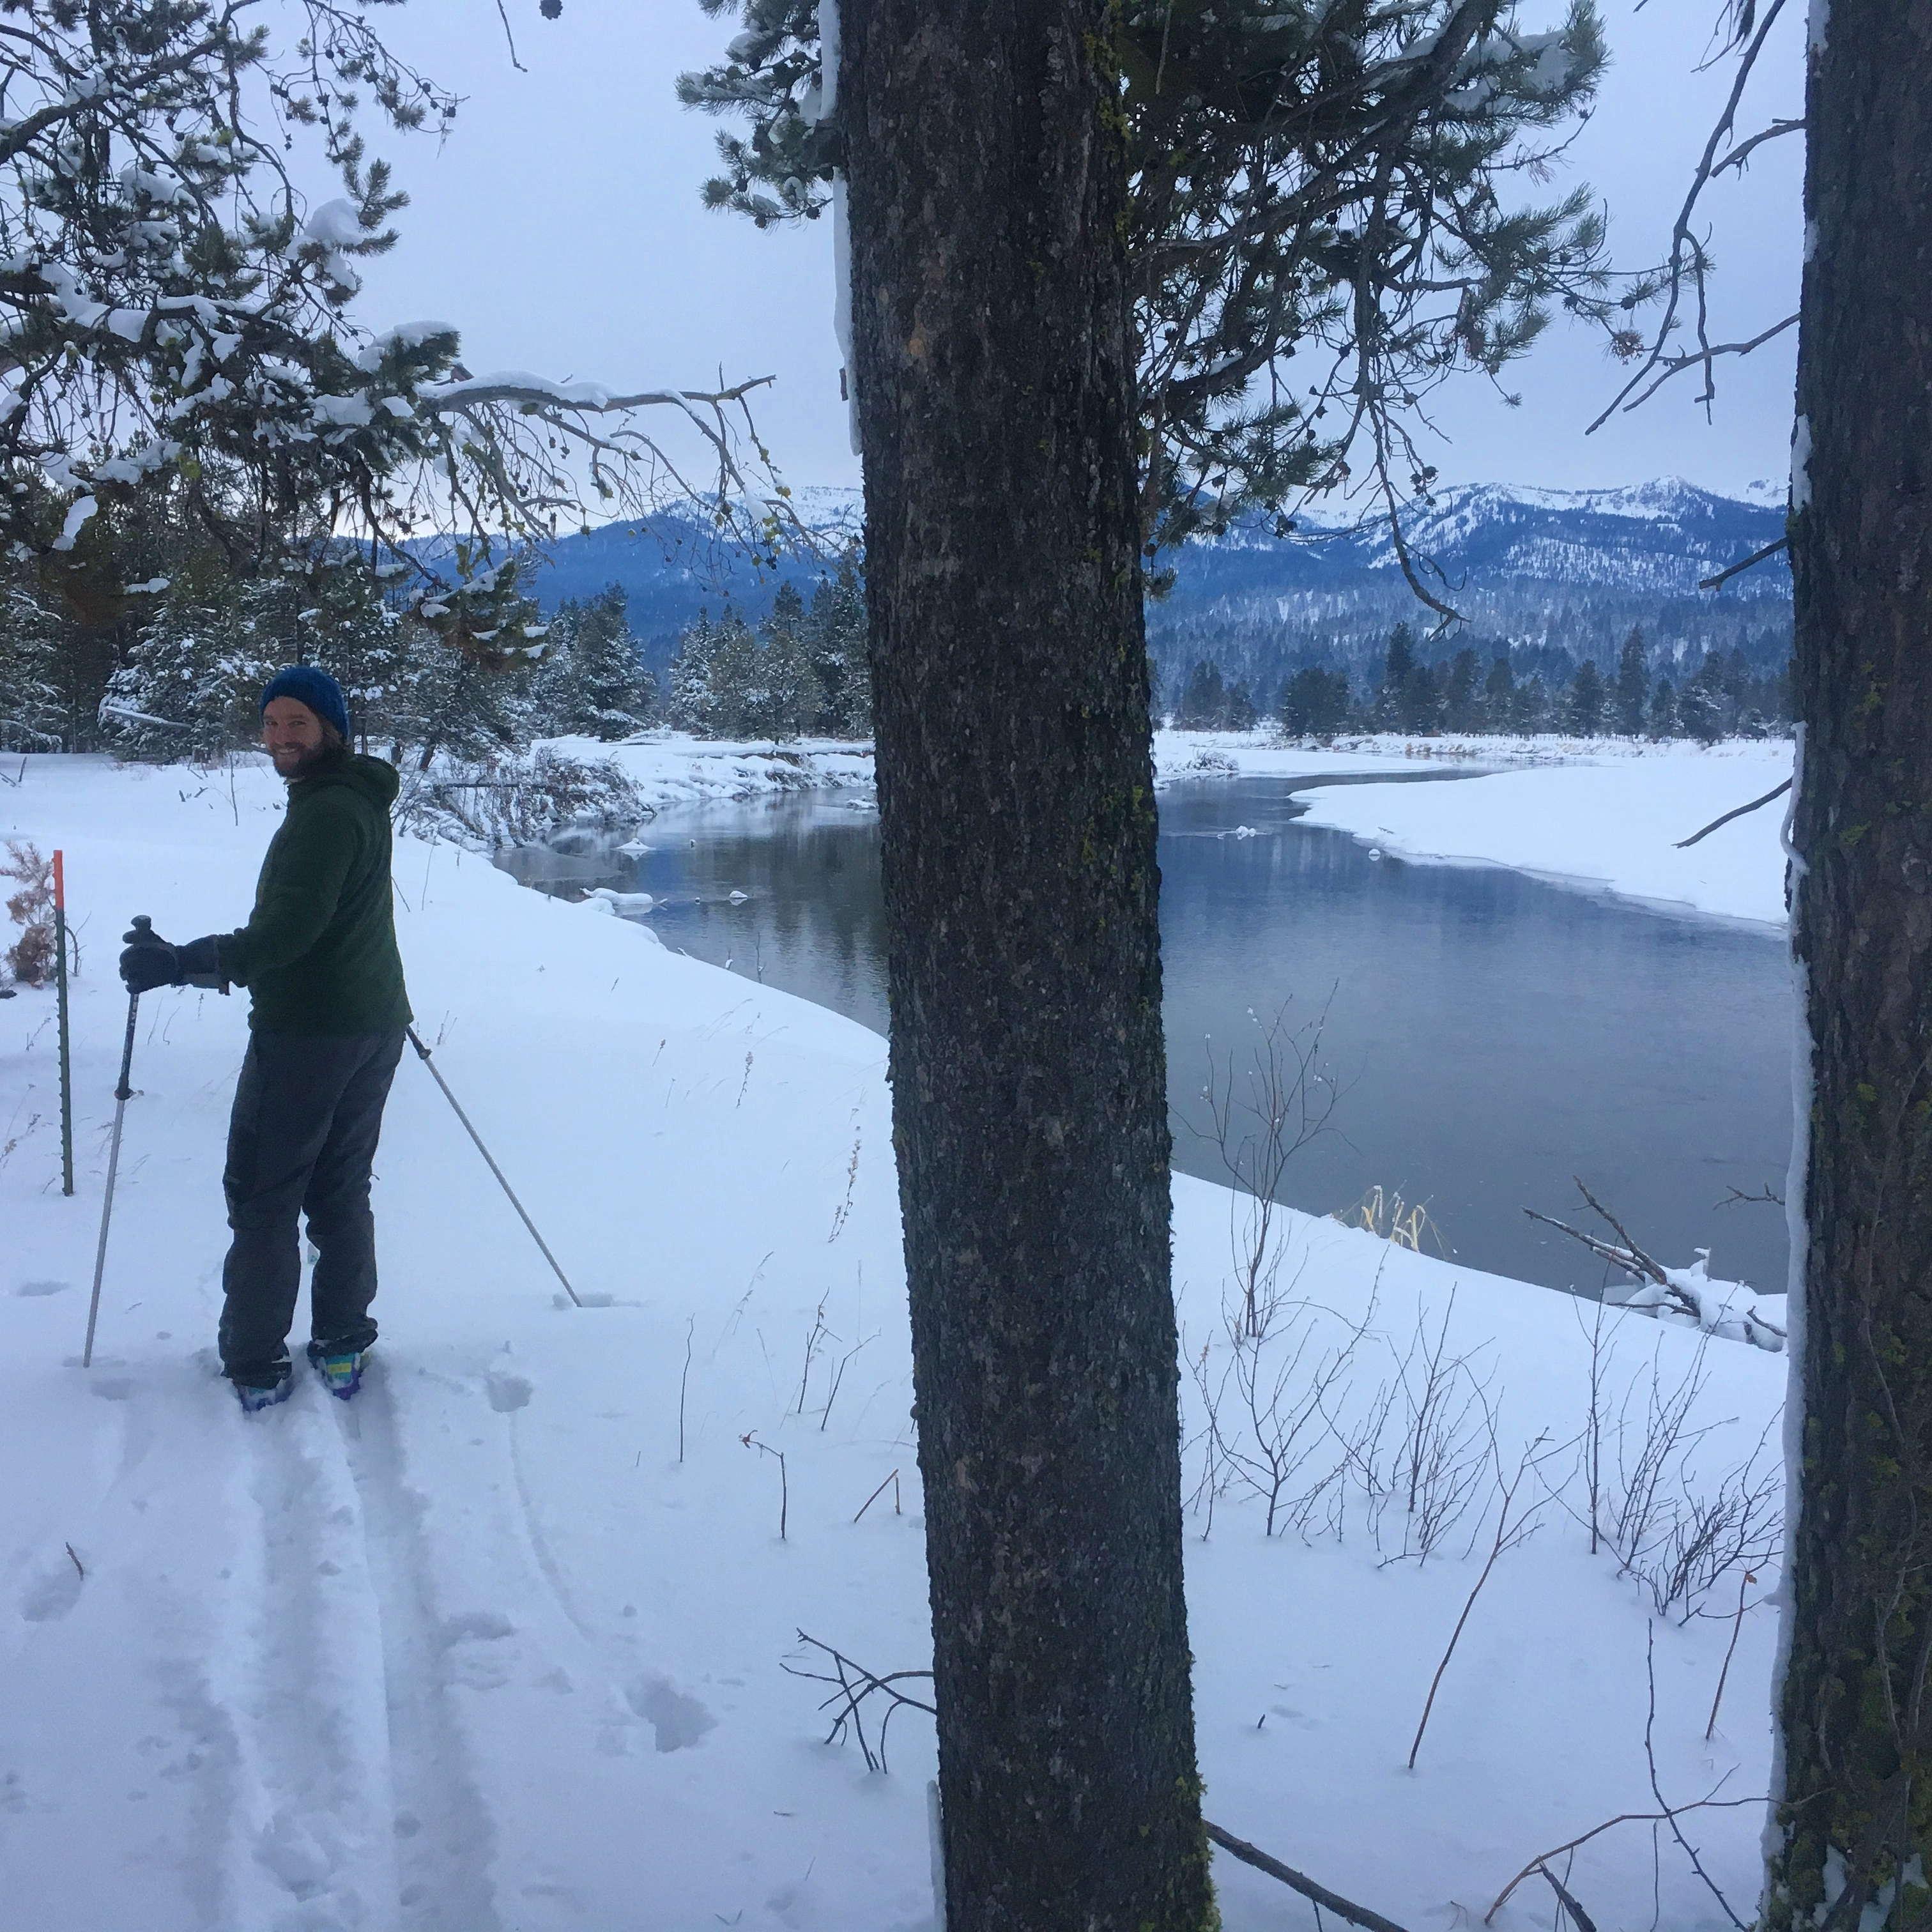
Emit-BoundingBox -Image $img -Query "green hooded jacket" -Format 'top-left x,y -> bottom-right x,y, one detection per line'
219,746 -> 413,1035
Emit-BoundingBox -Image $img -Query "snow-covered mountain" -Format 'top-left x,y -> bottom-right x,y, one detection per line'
527,477 -> 1791,692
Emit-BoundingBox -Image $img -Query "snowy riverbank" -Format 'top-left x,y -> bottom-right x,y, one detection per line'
3,754 -> 1785,1932
1287,740 -> 1793,926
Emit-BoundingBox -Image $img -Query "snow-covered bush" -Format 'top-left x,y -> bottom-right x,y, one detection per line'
396,747 -> 651,850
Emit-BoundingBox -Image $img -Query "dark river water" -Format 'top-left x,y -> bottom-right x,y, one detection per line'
498,771 -> 1794,1298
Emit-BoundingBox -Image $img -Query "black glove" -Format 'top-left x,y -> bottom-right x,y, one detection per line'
119,920 -> 180,993
177,934 -> 228,992
118,923 -> 228,995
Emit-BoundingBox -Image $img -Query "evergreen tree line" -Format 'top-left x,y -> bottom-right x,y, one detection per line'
1148,586 -> 1791,714
1177,624 -> 1792,742
664,556 -> 871,739
0,479 -> 868,757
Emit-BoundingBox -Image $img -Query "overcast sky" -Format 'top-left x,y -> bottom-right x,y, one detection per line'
349,0 -> 1805,500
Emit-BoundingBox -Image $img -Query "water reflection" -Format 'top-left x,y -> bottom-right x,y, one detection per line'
497,773 -> 1792,1298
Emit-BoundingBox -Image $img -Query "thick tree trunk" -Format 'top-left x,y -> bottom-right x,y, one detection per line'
839,5 -> 1214,1929
1768,5 -> 1932,1926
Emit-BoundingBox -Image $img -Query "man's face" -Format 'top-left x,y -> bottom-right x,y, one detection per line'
262,698 -> 330,778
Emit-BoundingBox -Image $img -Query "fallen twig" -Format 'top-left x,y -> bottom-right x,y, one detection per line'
1537,1862 -> 1602,1932
852,1468 -> 901,1523
786,1630 -> 1420,1931
1204,1821 -> 1414,1932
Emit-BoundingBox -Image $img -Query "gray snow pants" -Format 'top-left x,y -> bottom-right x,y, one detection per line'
218,1028 -> 406,1384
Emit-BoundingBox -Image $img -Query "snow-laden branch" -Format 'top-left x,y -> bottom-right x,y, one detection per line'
1526,1179 -> 1786,1351
0,0 -> 793,601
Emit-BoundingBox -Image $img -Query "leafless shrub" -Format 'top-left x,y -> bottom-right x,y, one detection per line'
1605,1342 -> 1720,1575
1635,1425 -> 1782,1624
1188,1000 -> 1344,1339
1575,1331 -> 1785,1621
1231,1306 -> 1363,1539
1367,1292 -> 1494,1566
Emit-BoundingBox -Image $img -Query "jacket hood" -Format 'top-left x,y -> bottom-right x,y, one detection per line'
295,746 -> 401,810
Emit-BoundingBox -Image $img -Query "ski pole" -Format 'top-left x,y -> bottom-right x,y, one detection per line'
83,922 -> 148,1368
405,1025 -> 583,1307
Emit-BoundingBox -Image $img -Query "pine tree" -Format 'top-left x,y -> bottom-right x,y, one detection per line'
1482,654 -> 1515,732
1443,647 -> 1482,732
0,583 -> 64,751
666,610 -> 726,733
1174,659 -> 1228,729
102,560 -> 277,762
683,1 -> 1627,562
802,550 -> 872,735
1223,678 -> 1258,732
1278,665 -> 1349,740
1397,657 -> 1443,735
1768,6 -> 1932,1919
1377,622 -> 1417,729
1512,673 -> 1551,735
739,590 -> 817,739
1565,659 -> 1606,735
1613,625 -> 1649,735
1676,662 -> 1726,744
569,585 -> 655,739
1646,675 -> 1679,740
837,0 -> 1214,1918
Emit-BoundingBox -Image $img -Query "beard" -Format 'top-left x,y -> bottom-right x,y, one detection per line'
272,737 -> 337,779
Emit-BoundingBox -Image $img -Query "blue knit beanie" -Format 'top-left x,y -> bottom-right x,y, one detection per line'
261,665 -> 349,740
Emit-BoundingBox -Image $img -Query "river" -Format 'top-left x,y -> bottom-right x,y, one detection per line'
497,769 -> 1793,1300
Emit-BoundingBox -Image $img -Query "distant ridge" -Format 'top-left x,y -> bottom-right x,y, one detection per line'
526,478 -> 1791,694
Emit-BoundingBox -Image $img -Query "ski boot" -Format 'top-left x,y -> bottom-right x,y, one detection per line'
234,1365 -> 293,1414
307,1339 -> 365,1401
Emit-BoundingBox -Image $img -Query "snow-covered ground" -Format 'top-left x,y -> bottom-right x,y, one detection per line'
542,733 -> 875,815
3,754 -> 1786,1931
1288,740 -> 1793,926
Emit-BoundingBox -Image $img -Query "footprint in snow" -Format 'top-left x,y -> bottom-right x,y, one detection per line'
625,1675 -> 717,1753
256,1808 -> 332,1897
485,1370 -> 533,1413
441,1609 -> 518,1690
14,1280 -> 67,1297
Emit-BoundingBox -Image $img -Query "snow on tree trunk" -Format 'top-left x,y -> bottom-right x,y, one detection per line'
840,3 -> 1215,1927
1765,4 -> 1932,1926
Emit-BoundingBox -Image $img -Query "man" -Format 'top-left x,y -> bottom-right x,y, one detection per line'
119,666 -> 411,1413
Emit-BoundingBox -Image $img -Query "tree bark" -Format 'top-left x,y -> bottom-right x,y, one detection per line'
1768,5 -> 1932,1926
839,5 -> 1215,1929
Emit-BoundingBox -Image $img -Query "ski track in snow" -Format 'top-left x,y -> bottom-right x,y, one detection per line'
215,1386 -> 402,1931
330,1367 -> 505,1932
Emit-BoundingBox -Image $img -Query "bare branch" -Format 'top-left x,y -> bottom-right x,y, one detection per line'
1485,1796 -> 1771,1922
1700,534 -> 1790,591
1675,778 -> 1792,848
1713,116 -> 1804,175
1646,1623 -> 1751,1929
1204,1823 -> 1416,1932
1587,0 -> 1793,434
1537,1862 -> 1602,1932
